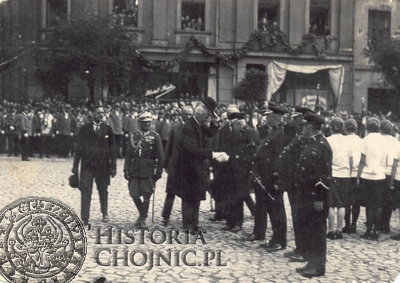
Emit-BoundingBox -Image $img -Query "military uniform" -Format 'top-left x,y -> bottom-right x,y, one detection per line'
295,133 -> 332,275
124,112 -> 164,228
277,135 -> 305,254
124,130 -> 164,198
253,122 -> 289,247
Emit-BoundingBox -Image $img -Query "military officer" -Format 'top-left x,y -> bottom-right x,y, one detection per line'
278,106 -> 314,261
294,112 -> 332,278
124,112 -> 164,229
248,104 -> 290,253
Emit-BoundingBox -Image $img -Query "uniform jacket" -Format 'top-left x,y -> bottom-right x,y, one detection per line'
109,110 -> 124,135
295,133 -> 332,209
124,130 -> 164,179
73,122 -> 117,177
180,117 -> 219,201
254,124 -> 289,189
226,126 -> 260,198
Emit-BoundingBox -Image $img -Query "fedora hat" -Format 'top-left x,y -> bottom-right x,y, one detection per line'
69,174 -> 79,189
200,97 -> 217,117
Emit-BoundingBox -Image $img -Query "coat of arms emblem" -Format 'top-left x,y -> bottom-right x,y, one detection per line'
0,198 -> 87,282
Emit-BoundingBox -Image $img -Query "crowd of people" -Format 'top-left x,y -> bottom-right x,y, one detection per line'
181,15 -> 204,31
112,2 -> 138,27
2,96 -> 400,278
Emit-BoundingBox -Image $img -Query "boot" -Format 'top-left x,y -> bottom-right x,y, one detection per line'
139,200 -> 150,229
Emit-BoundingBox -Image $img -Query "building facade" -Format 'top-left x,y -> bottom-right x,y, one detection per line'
0,0 -> 398,114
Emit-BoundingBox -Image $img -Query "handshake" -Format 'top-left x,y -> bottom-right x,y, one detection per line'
212,152 -> 229,163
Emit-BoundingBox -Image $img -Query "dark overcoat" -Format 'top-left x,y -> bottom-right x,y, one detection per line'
73,122 -> 116,180
180,117 -> 219,201
164,121 -> 184,196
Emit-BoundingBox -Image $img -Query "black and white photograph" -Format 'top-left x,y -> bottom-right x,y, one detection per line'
0,0 -> 399,282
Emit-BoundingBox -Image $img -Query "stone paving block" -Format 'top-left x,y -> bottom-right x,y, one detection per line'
0,157 -> 399,282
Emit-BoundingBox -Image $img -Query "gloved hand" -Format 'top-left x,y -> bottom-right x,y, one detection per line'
124,172 -> 130,181
71,167 -> 78,175
110,168 -> 116,178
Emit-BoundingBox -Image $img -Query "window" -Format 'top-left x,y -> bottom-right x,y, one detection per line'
246,64 -> 266,73
181,0 -> 205,31
46,0 -> 68,27
112,0 -> 138,27
177,62 -> 210,98
309,0 -> 331,36
368,10 -> 391,47
258,0 -> 280,31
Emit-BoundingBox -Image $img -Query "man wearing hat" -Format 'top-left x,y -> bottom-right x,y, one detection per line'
256,101 -> 272,139
248,104 -> 289,252
278,106 -> 312,261
124,112 -> 164,229
179,97 -> 228,234
294,112 -> 332,278
72,105 -> 117,226
222,112 -> 259,232
210,104 -> 240,222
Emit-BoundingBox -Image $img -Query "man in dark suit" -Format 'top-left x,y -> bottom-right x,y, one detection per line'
72,105 -> 117,226
161,106 -> 193,226
180,97 -> 228,234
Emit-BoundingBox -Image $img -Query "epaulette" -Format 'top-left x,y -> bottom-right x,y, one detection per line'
150,130 -> 160,136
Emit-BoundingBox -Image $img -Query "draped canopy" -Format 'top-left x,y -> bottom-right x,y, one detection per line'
266,61 -> 345,103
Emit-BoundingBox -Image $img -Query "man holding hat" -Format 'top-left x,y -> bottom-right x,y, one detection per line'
179,97 -> 228,234
294,112 -> 332,278
124,112 -> 164,229
72,105 -> 117,226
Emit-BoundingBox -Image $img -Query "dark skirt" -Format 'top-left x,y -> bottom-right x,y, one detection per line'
392,180 -> 400,209
328,177 -> 351,208
359,178 -> 385,208
349,177 -> 360,206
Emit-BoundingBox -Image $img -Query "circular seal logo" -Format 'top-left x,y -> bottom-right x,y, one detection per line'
0,198 -> 87,283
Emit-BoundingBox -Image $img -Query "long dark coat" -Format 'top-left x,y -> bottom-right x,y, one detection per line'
211,124 -> 234,201
164,121 -> 184,196
180,117 -> 219,201
73,122 -> 116,180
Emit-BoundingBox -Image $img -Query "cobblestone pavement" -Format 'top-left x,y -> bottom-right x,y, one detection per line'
0,157 -> 399,283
